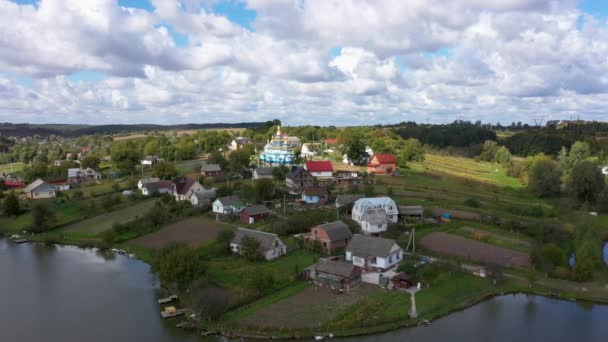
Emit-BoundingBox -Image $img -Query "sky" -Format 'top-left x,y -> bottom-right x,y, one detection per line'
0,0 -> 607,126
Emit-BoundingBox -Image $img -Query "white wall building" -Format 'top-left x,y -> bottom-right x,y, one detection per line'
352,197 -> 399,227
345,234 -> 403,271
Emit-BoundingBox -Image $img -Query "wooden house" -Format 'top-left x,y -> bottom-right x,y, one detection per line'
367,154 -> 397,175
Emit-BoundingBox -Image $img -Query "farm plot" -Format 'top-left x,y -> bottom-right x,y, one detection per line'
236,284 -> 378,330
133,216 -> 234,249
420,232 -> 530,268
62,200 -> 156,234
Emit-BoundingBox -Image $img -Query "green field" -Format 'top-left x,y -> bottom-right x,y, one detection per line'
410,154 -> 523,188
61,200 -> 156,234
0,162 -> 25,174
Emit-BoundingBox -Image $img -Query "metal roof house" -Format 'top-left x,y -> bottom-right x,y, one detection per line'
352,197 -> 399,233
230,228 -> 287,260
346,234 -> 403,272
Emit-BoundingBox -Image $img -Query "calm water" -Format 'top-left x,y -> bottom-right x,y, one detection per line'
2,239 -> 608,342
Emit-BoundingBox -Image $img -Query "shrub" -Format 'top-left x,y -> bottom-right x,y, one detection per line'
464,197 -> 480,208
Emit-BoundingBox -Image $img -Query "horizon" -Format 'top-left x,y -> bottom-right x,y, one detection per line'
1,0 -> 607,125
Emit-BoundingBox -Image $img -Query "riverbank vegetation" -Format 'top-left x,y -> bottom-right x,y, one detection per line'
0,120 -> 607,338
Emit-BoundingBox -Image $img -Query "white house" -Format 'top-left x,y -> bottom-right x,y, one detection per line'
230,228 -> 287,261
301,143 -> 318,158
141,155 -> 162,166
68,168 -> 102,182
212,196 -> 244,215
253,167 -> 274,180
352,197 -> 399,226
141,180 -> 174,196
190,189 -> 217,207
602,166 -> 608,175
138,177 -> 160,190
360,208 -> 389,235
24,179 -> 56,200
345,234 -> 403,272
173,178 -> 205,201
229,137 -> 253,151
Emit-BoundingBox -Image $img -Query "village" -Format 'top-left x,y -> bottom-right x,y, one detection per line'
1,122 -> 608,338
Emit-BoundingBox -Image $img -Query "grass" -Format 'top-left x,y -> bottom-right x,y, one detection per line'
0,162 -> 25,174
206,249 -> 317,289
410,154 -> 524,189
221,282 -> 310,322
61,200 -> 156,234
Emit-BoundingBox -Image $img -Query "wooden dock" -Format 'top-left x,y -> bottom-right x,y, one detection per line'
161,309 -> 188,319
158,295 -> 178,304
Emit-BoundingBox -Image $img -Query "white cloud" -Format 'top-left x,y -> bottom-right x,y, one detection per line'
0,0 -> 607,125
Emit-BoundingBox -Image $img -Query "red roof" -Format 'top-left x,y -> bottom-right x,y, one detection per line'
305,161 -> 334,172
324,139 -> 339,145
47,179 -> 68,185
373,154 -> 396,164
4,180 -> 24,188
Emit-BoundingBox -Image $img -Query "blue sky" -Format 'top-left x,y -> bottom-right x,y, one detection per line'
1,0 -> 608,125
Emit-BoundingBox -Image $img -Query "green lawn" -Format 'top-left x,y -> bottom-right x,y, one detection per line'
221,282 -> 310,322
206,249 -> 318,289
0,162 -> 25,174
61,200 -> 156,234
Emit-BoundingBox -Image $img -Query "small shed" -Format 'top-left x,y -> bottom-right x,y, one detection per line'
399,206 -> 424,218
240,205 -> 272,224
201,164 -> 224,177
391,272 -> 414,289
301,186 -> 328,204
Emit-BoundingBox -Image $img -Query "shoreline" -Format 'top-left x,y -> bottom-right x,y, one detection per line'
4,237 -> 608,340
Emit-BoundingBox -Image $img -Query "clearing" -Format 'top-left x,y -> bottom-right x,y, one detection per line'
133,216 -> 234,249
420,232 -> 530,268
62,200 -> 156,234
235,284 -> 378,330
0,162 -> 25,174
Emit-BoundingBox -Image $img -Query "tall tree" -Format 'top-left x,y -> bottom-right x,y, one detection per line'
528,157 -> 561,197
399,138 -> 425,166
2,192 -> 20,217
30,203 -> 56,233
567,161 -> 605,203
80,155 -> 100,170
152,161 -> 177,180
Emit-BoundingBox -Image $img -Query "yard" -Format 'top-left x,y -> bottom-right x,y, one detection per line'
61,200 -> 156,234
233,284 -> 378,330
132,216 -> 234,249
0,162 -> 25,174
420,232 -> 531,268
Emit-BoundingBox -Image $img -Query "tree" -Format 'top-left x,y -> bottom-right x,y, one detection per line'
567,161 -> 605,203
272,165 -> 289,181
494,146 -> 512,165
254,178 -> 276,201
597,189 -> 608,214
526,269 -> 537,288
240,236 -> 263,261
540,243 -> 565,269
111,142 -> 141,174
528,157 -> 561,197
80,155 -> 100,170
573,255 -> 594,282
154,243 -> 203,288
341,135 -> 366,163
2,192 -> 20,216
208,151 -> 228,170
30,203 -> 56,233
152,161 -> 177,180
479,140 -> 499,162
568,141 -> 591,169
399,138 -> 425,166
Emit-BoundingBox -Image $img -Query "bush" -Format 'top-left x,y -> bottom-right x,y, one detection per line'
551,266 -> 571,280
463,197 -> 480,208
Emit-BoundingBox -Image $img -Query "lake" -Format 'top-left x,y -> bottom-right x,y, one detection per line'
1,239 -> 607,342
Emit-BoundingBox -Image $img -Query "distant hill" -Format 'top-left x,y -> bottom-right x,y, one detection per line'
0,122 -> 270,138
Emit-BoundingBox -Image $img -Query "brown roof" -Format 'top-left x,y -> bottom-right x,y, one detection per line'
303,186 -> 327,197
315,259 -> 358,278
315,221 -> 352,241
174,178 -> 197,195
